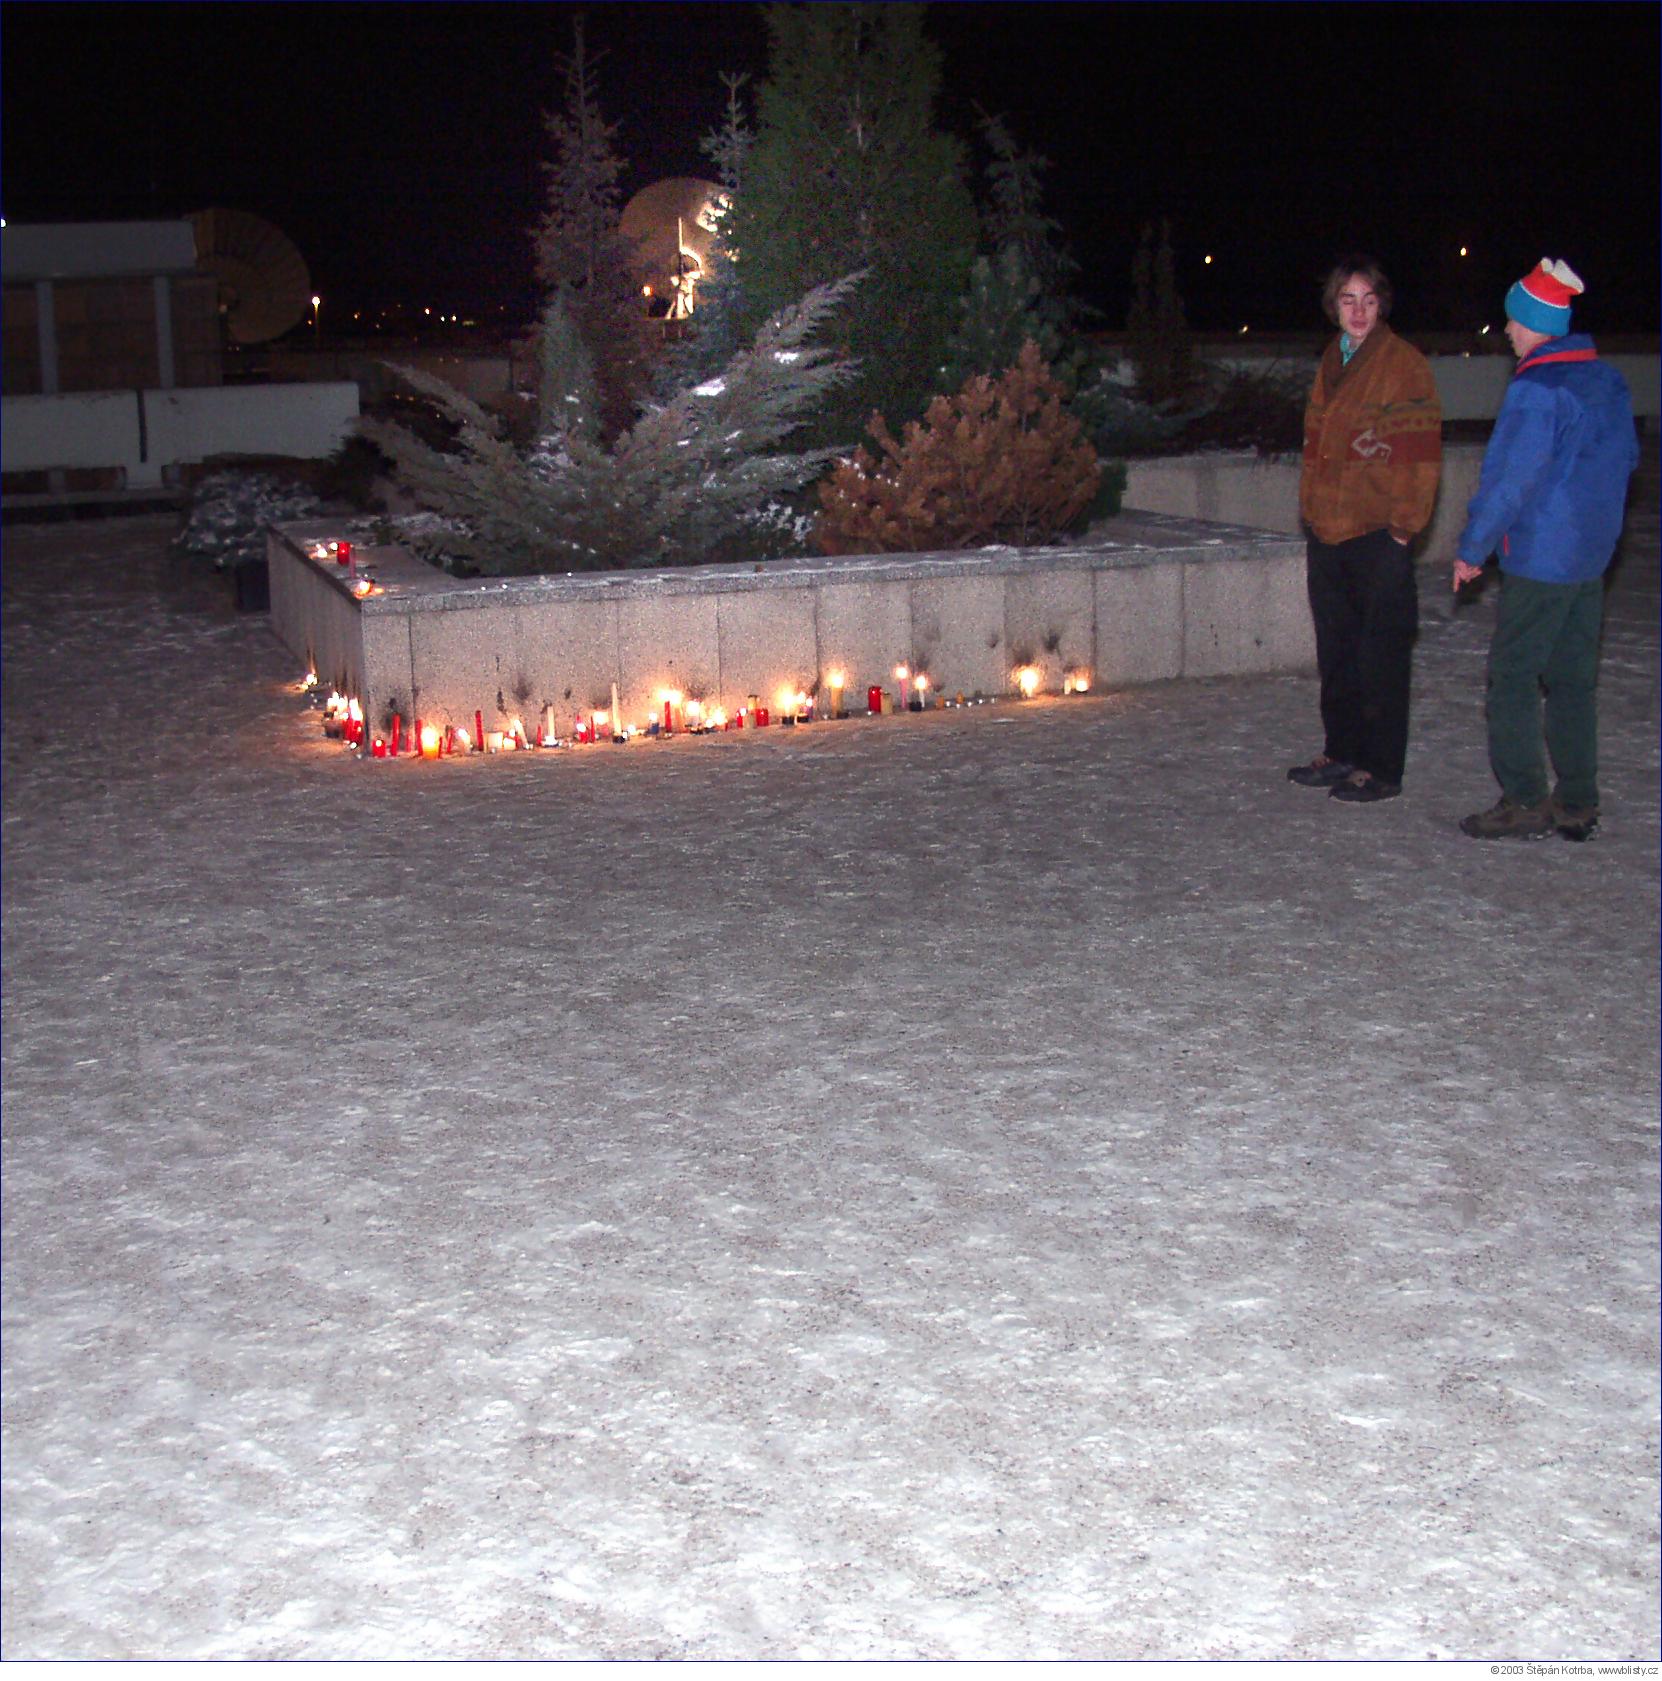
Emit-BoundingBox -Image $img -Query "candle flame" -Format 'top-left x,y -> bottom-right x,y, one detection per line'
895,664 -> 909,681
827,668 -> 846,690
1015,666 -> 1040,698
419,724 -> 441,756
915,673 -> 931,692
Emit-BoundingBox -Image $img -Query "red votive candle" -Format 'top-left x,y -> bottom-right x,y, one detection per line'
475,710 -> 485,752
868,686 -> 884,715
391,715 -> 403,757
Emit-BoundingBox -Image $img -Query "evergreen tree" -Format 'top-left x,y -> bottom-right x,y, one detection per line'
361,276 -> 862,576
816,339 -> 1102,554
978,111 -> 1077,301
939,112 -> 1091,395
1126,219 -> 1196,408
653,72 -> 755,398
724,2 -> 978,447
536,289 -> 599,443
530,17 -> 649,438
938,246 -> 1062,396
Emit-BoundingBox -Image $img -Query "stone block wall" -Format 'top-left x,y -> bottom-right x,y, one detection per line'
268,513 -> 1312,745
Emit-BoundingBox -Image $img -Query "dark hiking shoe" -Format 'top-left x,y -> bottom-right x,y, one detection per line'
1288,755 -> 1354,787
1551,801 -> 1600,842
1458,796 -> 1552,839
1329,771 -> 1401,803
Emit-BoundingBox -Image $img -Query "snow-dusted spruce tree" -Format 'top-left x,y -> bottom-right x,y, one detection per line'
815,339 -> 1100,554
360,275 -> 863,575
723,2 -> 978,451
530,16 -> 649,440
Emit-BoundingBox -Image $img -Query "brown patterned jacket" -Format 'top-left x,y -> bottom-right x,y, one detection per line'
1299,322 -> 1442,545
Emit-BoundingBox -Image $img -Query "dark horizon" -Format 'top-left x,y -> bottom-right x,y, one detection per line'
3,1 -> 1657,337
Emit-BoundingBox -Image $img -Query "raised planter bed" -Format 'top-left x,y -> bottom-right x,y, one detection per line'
268,512 -> 1311,750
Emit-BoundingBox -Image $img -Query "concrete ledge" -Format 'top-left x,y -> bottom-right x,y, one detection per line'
268,513 -> 1312,740
1123,441 -> 1488,562
1,383 -> 360,489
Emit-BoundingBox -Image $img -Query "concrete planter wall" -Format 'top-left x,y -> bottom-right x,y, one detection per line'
1124,441 -> 1488,560
269,512 -> 1310,743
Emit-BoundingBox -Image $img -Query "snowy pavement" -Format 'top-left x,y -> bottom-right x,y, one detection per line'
2,468 -> 1657,1661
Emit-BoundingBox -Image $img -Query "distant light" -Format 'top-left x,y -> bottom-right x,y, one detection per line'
1480,324 -> 1491,335
1239,324 -> 1249,334
1458,245 -> 1469,258
1203,254 -> 1213,265
311,294 -> 321,310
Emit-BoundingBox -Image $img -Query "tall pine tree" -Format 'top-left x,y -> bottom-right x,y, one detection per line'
939,112 -> 1085,395
530,17 -> 649,439
1126,219 -> 1196,409
724,3 -> 977,448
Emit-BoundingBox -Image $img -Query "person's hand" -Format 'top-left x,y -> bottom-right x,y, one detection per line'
1453,558 -> 1485,591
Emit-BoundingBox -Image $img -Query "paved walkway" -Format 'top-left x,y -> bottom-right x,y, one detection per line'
2,445 -> 1656,1660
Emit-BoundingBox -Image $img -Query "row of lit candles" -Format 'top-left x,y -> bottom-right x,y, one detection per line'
311,662 -> 1093,759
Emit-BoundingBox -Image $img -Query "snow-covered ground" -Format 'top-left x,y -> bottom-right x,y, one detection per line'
3,468 -> 1658,1661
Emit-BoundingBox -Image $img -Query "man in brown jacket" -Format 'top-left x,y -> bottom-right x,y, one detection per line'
1289,255 -> 1442,803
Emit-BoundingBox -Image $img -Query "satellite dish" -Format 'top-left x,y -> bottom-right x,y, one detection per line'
189,209 -> 311,344
620,178 -> 724,318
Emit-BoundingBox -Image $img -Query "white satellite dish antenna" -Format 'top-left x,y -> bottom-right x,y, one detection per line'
620,178 -> 724,318
189,208 -> 312,344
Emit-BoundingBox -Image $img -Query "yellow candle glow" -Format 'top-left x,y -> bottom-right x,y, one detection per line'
1016,665 -> 1041,698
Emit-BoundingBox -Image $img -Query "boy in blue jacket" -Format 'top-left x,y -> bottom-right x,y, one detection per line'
1454,259 -> 1639,840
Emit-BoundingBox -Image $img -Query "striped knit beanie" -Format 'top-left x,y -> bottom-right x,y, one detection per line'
1504,259 -> 1585,336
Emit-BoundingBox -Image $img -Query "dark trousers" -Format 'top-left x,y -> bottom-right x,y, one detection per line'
1488,572 -> 1604,808
1305,528 -> 1418,786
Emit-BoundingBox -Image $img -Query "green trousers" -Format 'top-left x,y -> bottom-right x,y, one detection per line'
1487,572 -> 1605,809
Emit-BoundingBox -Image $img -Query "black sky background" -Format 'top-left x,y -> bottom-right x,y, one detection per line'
3,2 -> 1657,335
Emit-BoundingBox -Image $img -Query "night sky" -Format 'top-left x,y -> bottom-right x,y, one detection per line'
3,1 -> 1657,335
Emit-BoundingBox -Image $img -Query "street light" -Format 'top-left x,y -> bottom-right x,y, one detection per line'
311,294 -> 321,349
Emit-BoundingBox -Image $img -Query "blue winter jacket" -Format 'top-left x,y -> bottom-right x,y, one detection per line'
1457,333 -> 1638,583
